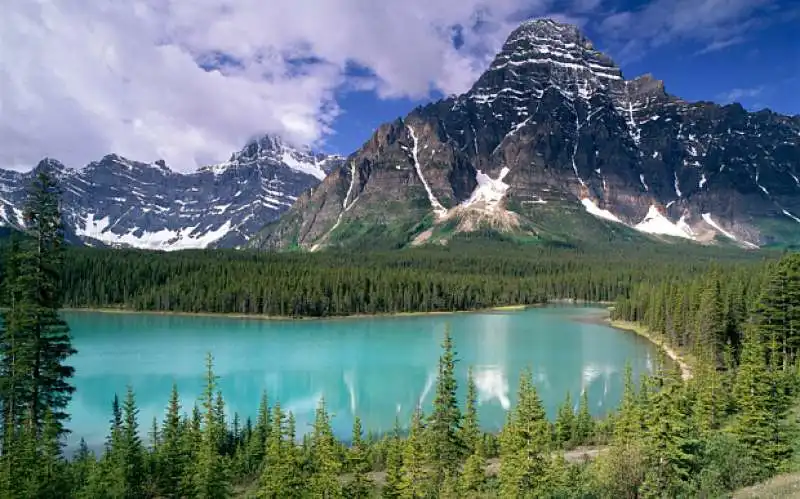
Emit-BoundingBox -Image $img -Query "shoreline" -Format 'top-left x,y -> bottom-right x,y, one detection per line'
608,319 -> 693,381
60,303 -> 535,322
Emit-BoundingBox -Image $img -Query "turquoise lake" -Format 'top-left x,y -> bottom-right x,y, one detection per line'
63,306 -> 656,450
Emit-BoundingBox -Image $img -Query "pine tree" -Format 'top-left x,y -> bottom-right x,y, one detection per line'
261,402 -> 301,498
554,390 -> 575,448
499,370 -> 552,497
574,388 -> 593,445
71,438 -> 95,495
427,326 -> 462,490
121,386 -> 145,498
35,407 -> 69,498
246,390 -> 270,474
732,328 -> 793,475
400,407 -> 428,498
383,416 -> 404,499
0,169 -> 76,441
639,366 -> 699,497
695,273 -> 726,366
752,254 -> 800,370
160,383 -> 185,497
460,367 -> 480,456
613,363 -> 640,444
194,353 -> 229,498
346,416 -> 372,498
459,437 -> 486,497
309,397 -> 342,498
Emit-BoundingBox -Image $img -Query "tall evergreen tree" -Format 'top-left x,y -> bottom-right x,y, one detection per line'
400,407 -> 428,499
460,367 -> 480,456
554,390 -> 576,448
309,397 -> 342,498
346,415 -> 372,498
383,416 -> 404,499
0,169 -> 76,441
194,353 -> 229,498
159,383 -> 186,497
499,370 -> 552,497
427,327 -> 462,490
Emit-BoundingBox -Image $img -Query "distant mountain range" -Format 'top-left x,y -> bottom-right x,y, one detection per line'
0,136 -> 342,250
3,18 -> 799,252
252,18 -> 800,251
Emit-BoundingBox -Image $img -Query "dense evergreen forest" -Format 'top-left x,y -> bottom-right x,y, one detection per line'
1,170 -> 798,498
0,235 -> 776,317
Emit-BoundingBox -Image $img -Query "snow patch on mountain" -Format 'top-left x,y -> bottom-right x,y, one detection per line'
407,125 -> 447,218
701,213 -> 757,248
634,205 -> 693,239
77,213 -> 232,250
463,168 -> 511,211
581,198 -> 623,224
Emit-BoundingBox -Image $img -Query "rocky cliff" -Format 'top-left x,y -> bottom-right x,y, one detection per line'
253,19 -> 800,251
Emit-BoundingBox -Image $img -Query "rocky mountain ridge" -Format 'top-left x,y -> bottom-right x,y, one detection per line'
253,18 -> 800,250
0,136 -> 342,250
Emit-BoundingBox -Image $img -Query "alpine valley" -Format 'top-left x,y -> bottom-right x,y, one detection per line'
0,136 -> 342,249
254,19 -> 800,251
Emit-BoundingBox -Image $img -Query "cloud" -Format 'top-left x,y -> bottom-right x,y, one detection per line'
596,0 -> 776,62
1,0 -> 558,172
716,86 -> 765,103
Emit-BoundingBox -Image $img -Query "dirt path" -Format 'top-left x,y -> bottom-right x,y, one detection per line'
732,472 -> 800,498
357,446 -> 608,486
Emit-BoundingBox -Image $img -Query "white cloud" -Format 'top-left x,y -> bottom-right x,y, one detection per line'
717,86 -> 764,103
1,0 -> 553,172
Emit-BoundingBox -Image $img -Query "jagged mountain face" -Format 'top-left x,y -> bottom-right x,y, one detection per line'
0,137 -> 342,250
254,18 -> 800,251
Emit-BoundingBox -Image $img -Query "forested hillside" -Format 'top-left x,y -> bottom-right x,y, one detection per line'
0,234 -> 775,317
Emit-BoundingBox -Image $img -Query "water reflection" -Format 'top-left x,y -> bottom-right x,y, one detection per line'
63,307 -> 655,449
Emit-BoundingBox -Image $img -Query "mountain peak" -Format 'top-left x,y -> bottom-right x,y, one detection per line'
466,17 -> 621,106
513,17 -> 587,45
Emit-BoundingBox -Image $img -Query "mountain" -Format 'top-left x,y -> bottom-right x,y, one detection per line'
253,18 -> 800,251
0,136 -> 343,250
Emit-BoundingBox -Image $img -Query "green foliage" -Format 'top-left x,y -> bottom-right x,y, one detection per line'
427,327 -> 463,490
345,416 -> 372,498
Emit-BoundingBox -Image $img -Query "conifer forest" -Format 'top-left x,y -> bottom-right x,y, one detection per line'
1,170 -> 799,498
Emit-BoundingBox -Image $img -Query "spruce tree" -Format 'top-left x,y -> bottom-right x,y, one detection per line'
554,390 -> 576,448
309,397 -> 342,498
194,353 -> 229,498
400,407 -> 428,499
732,328 -> 793,475
0,169 -> 76,440
160,383 -> 185,497
459,437 -> 486,497
499,370 -> 552,497
121,386 -> 145,498
461,367 -> 480,456
427,326 -> 462,490
383,416 -> 404,499
346,415 -> 372,498
574,388 -> 593,445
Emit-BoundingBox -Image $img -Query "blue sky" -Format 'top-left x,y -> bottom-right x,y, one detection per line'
2,0 -> 798,171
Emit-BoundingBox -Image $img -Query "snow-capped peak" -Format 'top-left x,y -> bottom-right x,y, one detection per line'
201,134 -> 337,180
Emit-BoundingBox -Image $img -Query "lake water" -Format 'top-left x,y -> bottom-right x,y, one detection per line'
63,306 -> 655,450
